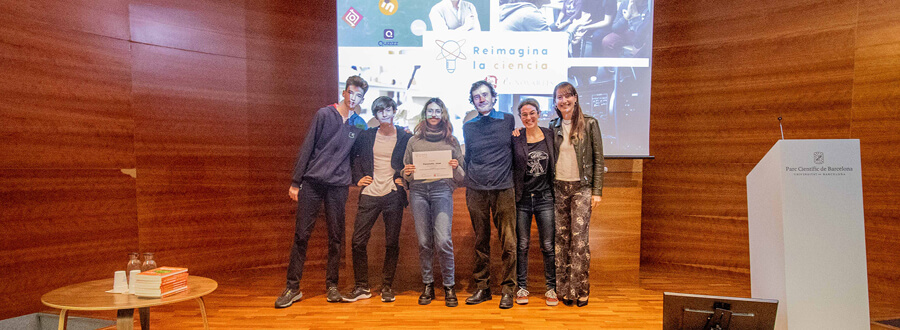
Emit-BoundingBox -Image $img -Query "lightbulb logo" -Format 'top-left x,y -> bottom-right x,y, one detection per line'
435,39 -> 467,74
343,7 -> 362,28
379,0 -> 398,16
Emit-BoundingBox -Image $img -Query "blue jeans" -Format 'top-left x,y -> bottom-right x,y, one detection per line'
409,180 -> 455,286
516,189 -> 556,290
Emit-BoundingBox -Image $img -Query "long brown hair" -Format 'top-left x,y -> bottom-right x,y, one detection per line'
552,81 -> 584,144
414,98 -> 457,144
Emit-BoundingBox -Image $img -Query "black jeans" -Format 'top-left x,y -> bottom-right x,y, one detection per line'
285,182 -> 348,290
515,189 -> 556,291
351,190 -> 404,288
466,188 -> 517,294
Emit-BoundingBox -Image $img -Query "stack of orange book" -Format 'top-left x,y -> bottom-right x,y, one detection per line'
134,267 -> 189,298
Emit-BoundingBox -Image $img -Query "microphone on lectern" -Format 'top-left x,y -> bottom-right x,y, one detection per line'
778,117 -> 784,140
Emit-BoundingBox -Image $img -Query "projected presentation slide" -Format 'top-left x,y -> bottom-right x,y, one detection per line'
337,0 -> 653,156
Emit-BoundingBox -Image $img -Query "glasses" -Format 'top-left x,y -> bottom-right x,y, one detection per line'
426,108 -> 443,117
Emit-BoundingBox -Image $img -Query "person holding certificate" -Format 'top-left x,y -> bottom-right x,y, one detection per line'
511,99 -> 558,306
549,82 -> 603,307
402,98 -> 465,307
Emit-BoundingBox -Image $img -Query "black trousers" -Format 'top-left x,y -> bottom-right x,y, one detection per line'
351,190 -> 404,288
285,182 -> 348,290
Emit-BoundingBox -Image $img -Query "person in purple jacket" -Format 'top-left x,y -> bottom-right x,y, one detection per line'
275,76 -> 368,308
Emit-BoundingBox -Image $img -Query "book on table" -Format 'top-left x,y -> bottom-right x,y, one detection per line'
134,266 -> 189,298
135,266 -> 188,283
135,285 -> 188,298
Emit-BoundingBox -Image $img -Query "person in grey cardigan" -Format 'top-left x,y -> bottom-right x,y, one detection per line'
402,98 -> 465,307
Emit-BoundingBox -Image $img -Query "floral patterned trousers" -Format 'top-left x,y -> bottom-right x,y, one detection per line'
554,180 -> 592,301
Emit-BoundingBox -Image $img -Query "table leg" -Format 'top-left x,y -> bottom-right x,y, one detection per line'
57,309 -> 68,330
196,297 -> 209,330
138,307 -> 150,329
116,308 -> 134,330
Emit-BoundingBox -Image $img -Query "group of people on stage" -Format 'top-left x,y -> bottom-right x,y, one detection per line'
275,75 -> 604,310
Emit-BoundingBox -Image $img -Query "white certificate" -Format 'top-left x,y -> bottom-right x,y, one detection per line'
412,150 -> 453,180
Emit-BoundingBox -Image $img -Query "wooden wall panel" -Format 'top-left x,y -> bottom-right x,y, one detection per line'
135,168 -> 256,273
0,20 -> 134,169
592,160 -> 643,284
0,0 -> 130,39
246,59 -> 307,171
0,170 -> 137,320
131,43 -> 248,170
245,1 -> 336,63
131,40 -> 253,273
245,170 -> 302,268
642,162 -> 752,272
852,0 -> 900,319
129,0 -> 246,58
645,0 -> 857,270
0,3 -> 136,320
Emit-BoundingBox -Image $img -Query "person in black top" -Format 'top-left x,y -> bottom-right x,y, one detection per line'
511,99 -> 558,306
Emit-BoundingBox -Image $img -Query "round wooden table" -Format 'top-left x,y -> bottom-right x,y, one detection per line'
41,276 -> 217,330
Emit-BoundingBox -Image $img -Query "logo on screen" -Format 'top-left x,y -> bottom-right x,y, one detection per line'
814,152 -> 824,164
485,75 -> 498,88
379,0 -> 398,15
343,7 -> 362,28
383,29 -> 394,39
435,39 -> 467,74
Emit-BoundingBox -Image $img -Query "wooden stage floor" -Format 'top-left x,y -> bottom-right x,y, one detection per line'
60,264 -> 896,329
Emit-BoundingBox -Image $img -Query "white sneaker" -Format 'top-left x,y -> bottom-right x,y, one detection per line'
545,290 -> 558,306
515,287 -> 529,305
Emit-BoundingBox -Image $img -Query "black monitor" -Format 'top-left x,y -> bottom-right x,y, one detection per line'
663,292 -> 778,330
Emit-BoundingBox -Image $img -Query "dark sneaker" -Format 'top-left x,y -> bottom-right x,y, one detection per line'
326,286 -> 343,303
343,286 -> 371,302
515,287 -> 529,305
381,286 -> 395,302
274,288 -> 302,308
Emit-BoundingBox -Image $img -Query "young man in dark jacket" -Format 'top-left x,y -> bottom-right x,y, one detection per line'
276,76 -> 368,308
343,96 -> 412,303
